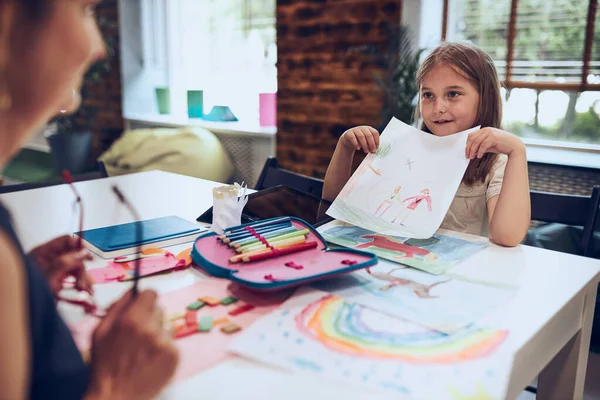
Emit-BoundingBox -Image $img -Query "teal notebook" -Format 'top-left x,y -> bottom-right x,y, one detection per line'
76,216 -> 207,258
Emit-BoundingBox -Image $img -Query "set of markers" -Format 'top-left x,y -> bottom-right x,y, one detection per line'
217,217 -> 318,263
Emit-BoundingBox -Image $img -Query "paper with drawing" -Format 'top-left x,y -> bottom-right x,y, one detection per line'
327,117 -> 479,239
230,287 -> 513,399
319,219 -> 487,275
326,265 -> 516,334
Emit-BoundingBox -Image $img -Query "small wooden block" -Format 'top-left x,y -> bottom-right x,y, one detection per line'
186,301 -> 205,311
141,248 -> 165,255
220,322 -> 241,334
213,317 -> 229,326
174,324 -> 198,339
198,296 -> 220,306
220,296 -> 238,305
170,318 -> 186,332
228,304 -> 255,316
185,310 -> 198,327
168,312 -> 185,322
198,315 -> 213,332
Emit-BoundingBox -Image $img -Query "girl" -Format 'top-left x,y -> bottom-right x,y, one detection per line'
323,42 -> 531,247
0,1 -> 178,399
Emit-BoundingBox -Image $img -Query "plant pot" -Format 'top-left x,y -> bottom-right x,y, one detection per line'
187,90 -> 204,118
155,87 -> 171,115
45,130 -> 94,175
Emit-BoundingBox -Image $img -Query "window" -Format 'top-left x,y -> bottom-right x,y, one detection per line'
121,0 -> 277,126
444,0 -> 600,146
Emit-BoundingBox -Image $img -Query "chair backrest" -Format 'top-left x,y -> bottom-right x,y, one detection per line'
530,186 -> 600,257
0,161 -> 109,195
255,157 -> 324,197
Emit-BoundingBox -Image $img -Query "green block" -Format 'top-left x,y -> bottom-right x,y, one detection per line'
186,301 -> 205,311
220,296 -> 238,305
198,315 -> 213,332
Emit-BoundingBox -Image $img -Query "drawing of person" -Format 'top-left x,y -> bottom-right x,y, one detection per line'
337,142 -> 392,201
391,189 -> 433,225
374,186 -> 402,217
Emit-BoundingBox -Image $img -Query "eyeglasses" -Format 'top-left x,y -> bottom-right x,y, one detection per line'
58,170 -> 106,317
111,185 -> 143,296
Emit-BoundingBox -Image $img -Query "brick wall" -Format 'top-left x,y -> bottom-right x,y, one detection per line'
74,0 -> 123,159
276,0 -> 403,178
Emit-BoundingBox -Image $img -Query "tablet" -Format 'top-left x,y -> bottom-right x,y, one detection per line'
196,185 -> 333,227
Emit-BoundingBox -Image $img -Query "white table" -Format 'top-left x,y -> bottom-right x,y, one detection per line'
2,170 -> 599,400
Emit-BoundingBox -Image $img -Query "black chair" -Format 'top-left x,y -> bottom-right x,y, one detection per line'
0,161 -> 109,195
528,186 -> 600,258
255,157 -> 324,197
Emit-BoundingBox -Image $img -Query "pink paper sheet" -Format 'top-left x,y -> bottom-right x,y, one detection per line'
70,278 -> 290,382
87,253 -> 186,284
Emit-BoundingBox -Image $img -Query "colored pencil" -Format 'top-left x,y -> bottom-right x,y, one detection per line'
242,241 -> 318,263
237,229 -> 310,253
228,238 -> 308,263
230,226 -> 298,248
223,217 -> 291,234
239,235 -> 307,255
219,222 -> 292,243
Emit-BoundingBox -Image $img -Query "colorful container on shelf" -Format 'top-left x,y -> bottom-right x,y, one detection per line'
259,92 -> 276,127
155,87 -> 171,115
187,90 -> 204,118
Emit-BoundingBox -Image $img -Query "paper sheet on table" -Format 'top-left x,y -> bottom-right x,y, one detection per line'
319,219 -> 488,275
69,278 -> 289,382
324,264 -> 517,334
229,287 -> 513,400
327,118 -> 479,239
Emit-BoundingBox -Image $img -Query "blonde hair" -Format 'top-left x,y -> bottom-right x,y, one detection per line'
414,42 -> 502,186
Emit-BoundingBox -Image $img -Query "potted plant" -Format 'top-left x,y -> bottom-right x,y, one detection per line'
346,24 -> 423,130
45,14 -> 116,174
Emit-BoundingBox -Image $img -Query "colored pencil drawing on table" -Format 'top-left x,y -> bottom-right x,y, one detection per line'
328,264 -> 516,334
327,118 -> 479,239
320,220 -> 487,275
229,288 -> 512,400
69,277 -> 290,382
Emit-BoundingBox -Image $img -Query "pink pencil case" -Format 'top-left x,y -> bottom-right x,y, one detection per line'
191,217 -> 378,291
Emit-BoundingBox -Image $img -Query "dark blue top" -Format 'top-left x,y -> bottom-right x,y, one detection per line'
0,203 -> 89,399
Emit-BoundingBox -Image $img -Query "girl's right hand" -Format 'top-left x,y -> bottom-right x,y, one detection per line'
340,126 -> 380,154
86,290 -> 179,400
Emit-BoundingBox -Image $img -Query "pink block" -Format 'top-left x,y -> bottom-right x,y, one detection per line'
259,92 -> 277,127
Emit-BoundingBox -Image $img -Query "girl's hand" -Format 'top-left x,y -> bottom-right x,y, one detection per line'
28,235 -> 94,296
465,127 -> 525,159
87,290 -> 179,400
340,126 -> 380,154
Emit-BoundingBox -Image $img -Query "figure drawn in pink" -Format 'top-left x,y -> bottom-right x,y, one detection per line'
374,186 -> 402,217
338,158 -> 381,201
391,189 -> 432,225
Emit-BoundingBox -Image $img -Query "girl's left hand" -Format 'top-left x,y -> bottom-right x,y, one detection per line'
28,235 -> 94,296
465,127 -> 525,159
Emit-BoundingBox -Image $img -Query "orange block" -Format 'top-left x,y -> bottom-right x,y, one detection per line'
175,248 -> 193,267
198,296 -> 220,306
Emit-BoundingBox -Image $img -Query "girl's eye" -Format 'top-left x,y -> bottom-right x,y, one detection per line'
422,92 -> 433,99
448,91 -> 461,98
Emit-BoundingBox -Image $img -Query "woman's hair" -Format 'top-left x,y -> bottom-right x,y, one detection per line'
414,42 -> 502,186
14,0 -> 50,20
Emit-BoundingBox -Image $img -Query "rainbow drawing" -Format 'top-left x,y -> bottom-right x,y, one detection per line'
295,294 -> 508,364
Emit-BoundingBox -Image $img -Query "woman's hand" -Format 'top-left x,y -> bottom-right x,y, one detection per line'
28,235 -> 94,295
86,290 -> 179,400
340,126 -> 380,154
465,127 -> 525,159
